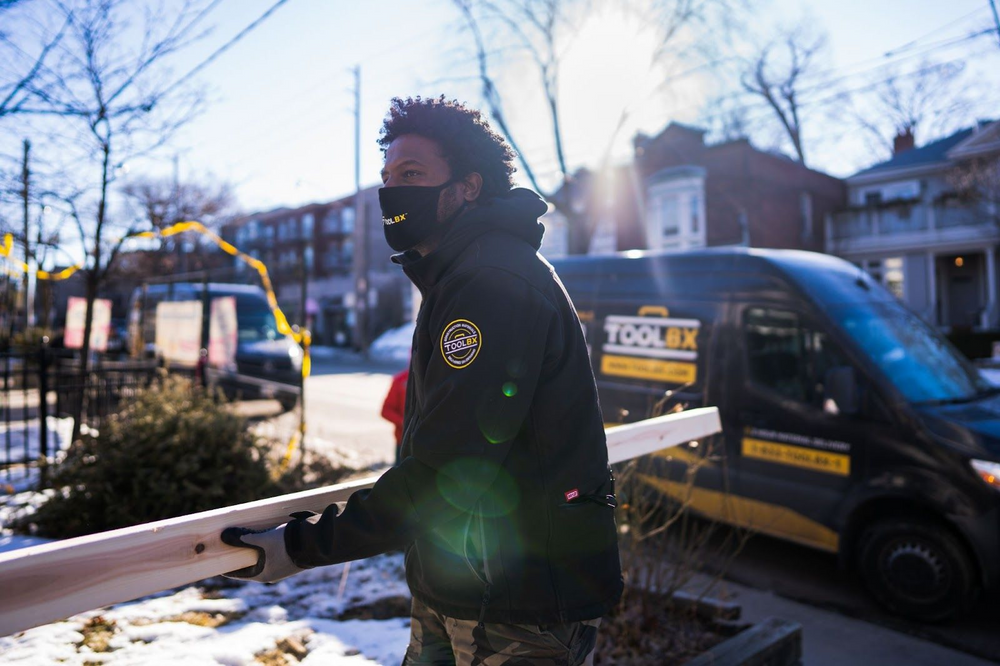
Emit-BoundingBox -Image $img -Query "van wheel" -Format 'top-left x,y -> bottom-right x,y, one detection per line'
857,517 -> 977,622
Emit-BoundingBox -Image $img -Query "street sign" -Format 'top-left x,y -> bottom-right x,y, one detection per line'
64,297 -> 112,351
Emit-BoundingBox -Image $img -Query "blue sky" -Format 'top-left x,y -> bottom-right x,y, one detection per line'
158,0 -> 998,213
9,0 -> 1000,218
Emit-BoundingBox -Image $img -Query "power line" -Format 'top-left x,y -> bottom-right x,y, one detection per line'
884,6 -> 988,57
162,0 -> 294,97
990,0 -> 1000,48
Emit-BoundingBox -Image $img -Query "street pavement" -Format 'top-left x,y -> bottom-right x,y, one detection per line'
701,525 -> 1000,663
302,352 -> 405,469
691,573 -> 996,666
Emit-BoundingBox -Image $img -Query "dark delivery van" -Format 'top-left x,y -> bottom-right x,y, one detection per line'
551,247 -> 1000,621
127,283 -> 301,409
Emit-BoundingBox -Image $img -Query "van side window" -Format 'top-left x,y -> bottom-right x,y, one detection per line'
745,308 -> 809,403
744,307 -> 852,410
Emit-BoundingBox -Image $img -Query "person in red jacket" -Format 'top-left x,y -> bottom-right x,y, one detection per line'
381,367 -> 409,462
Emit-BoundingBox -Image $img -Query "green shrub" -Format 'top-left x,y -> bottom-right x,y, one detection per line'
23,376 -> 279,538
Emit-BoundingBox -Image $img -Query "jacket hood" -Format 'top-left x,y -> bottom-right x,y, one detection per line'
392,188 -> 548,291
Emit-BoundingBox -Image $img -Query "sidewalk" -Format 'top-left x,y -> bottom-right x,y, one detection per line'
697,575 -> 994,666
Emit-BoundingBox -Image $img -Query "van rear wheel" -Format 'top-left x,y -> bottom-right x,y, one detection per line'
858,517 -> 977,622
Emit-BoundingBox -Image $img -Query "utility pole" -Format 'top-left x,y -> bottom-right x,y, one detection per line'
990,0 -> 1000,49
21,139 -> 32,330
351,65 -> 369,355
173,153 -> 185,273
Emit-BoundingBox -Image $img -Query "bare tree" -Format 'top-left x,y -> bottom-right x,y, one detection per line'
849,59 -> 974,161
13,0 -> 217,440
740,26 -> 826,165
122,175 -> 235,232
453,0 -> 741,254
0,1 -> 72,119
122,174 -> 237,273
949,154 -> 1000,227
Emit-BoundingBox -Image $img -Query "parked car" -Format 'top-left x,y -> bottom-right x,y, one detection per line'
127,283 -> 301,410
552,247 -> 1000,622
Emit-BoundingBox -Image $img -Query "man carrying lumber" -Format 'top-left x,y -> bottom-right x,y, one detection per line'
223,96 -> 622,665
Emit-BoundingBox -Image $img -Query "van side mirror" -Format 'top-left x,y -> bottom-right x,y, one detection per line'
823,366 -> 859,416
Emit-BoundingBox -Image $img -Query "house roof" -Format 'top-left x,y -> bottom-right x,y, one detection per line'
850,127 -> 976,179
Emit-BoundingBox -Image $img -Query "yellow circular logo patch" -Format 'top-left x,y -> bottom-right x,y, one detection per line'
440,319 -> 482,369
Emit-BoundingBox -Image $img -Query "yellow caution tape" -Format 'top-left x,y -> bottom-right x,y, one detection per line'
2,223 -> 314,468
1,233 -> 82,281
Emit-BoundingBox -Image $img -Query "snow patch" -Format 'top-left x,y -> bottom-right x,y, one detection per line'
369,324 -> 414,363
0,553 -> 412,665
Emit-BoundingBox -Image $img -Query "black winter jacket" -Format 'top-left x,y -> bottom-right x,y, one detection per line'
285,188 -> 623,624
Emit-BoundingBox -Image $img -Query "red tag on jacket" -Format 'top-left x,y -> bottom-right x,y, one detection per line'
564,488 -> 580,502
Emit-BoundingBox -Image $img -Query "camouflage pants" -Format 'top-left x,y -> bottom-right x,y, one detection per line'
402,597 -> 600,666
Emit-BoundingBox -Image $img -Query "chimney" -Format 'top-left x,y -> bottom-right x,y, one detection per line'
893,128 -> 915,155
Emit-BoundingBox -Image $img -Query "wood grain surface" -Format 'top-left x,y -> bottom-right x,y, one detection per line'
0,408 -> 720,636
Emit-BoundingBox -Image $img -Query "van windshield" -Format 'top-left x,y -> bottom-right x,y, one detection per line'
831,301 -> 993,404
238,309 -> 280,342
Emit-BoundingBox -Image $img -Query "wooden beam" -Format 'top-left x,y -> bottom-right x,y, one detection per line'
0,408 -> 720,637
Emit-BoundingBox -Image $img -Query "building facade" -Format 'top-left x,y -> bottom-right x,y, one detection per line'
827,121 -> 1000,332
630,123 -> 846,253
540,123 -> 846,258
222,186 -> 411,348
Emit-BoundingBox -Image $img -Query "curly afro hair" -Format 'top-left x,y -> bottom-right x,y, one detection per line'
378,96 -> 517,202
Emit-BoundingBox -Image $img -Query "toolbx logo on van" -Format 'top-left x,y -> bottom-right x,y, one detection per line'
600,310 -> 700,383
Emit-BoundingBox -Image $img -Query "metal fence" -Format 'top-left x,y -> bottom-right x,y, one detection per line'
0,345 -> 163,485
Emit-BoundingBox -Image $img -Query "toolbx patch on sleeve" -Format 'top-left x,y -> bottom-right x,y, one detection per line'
440,319 -> 482,369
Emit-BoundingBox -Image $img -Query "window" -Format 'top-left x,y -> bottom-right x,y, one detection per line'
744,307 -> 851,409
661,197 -> 679,237
864,192 -> 882,206
884,257 -> 904,299
324,209 -> 341,234
342,239 -> 354,263
302,213 -> 314,238
862,258 -> 904,300
832,300 -> 991,403
342,207 -> 356,233
866,259 -> 883,284
304,246 -> 314,271
745,308 -> 809,403
800,192 -> 813,239
326,248 -> 342,270
690,195 -> 700,234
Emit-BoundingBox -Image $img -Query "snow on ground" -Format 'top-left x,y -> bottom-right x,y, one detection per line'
369,324 -> 414,364
0,485 -> 56,553
2,475 -> 412,664
0,416 -> 74,464
0,552 -> 412,665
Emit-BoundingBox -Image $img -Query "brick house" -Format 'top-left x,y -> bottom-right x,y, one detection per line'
629,123 -> 846,252
541,123 -> 846,257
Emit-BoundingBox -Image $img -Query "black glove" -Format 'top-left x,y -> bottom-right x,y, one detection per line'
221,522 -> 304,583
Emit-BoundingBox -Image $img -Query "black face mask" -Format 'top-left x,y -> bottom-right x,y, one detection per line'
379,180 -> 464,252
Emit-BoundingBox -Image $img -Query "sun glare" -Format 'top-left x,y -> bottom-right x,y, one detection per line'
560,6 -> 669,164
